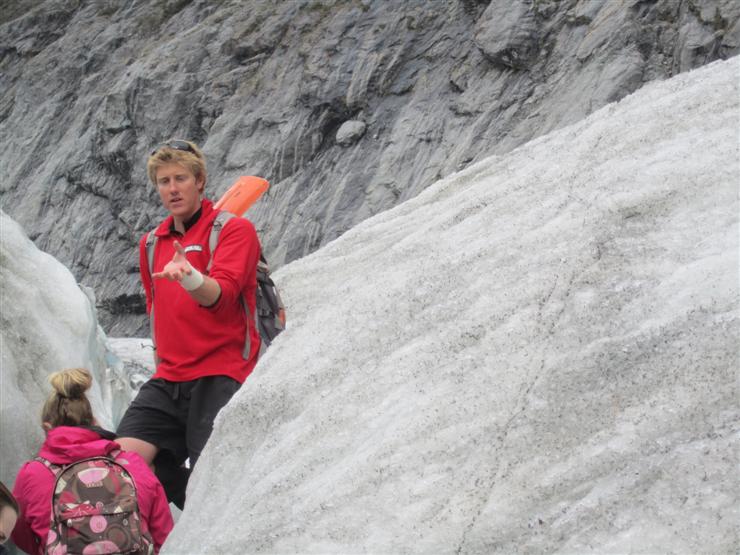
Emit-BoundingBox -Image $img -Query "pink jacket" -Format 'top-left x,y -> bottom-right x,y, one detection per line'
11,426 -> 173,554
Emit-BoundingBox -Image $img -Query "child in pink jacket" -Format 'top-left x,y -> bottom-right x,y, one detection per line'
11,368 -> 173,554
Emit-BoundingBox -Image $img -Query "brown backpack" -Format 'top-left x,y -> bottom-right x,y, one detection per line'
37,453 -> 154,555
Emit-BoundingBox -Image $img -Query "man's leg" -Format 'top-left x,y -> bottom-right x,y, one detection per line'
116,436 -> 190,510
116,378 -> 189,506
151,450 -> 190,511
186,376 -> 242,468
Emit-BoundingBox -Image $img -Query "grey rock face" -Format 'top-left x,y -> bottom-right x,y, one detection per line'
0,0 -> 738,335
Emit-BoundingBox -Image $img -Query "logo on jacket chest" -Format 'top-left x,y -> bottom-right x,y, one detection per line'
184,245 -> 204,254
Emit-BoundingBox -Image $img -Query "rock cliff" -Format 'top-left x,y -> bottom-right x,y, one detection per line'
1,0 -> 738,335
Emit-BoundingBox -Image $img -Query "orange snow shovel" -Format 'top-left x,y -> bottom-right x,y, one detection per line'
214,175 -> 269,216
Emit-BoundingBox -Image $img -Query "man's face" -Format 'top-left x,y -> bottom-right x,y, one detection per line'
155,162 -> 204,221
0,505 -> 17,545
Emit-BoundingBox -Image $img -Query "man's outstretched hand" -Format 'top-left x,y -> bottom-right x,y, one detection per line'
153,241 -> 192,281
152,240 -> 212,299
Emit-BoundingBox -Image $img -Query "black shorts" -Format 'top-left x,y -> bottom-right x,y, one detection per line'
116,375 -> 241,468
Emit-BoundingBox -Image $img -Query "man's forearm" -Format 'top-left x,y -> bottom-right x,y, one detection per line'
187,275 -> 222,307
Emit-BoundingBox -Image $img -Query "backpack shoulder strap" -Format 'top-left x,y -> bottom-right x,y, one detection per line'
145,230 -> 158,285
145,229 -> 158,349
208,210 -> 254,359
34,456 -> 62,478
207,211 -> 236,272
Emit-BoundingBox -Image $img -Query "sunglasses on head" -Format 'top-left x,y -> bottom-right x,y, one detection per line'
150,140 -> 196,156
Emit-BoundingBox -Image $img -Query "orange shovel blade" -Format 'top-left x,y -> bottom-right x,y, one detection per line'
214,176 -> 270,217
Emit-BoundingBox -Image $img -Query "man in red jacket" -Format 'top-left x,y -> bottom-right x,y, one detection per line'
116,140 -> 261,508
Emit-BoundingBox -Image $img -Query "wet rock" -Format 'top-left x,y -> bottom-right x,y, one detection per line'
336,120 -> 367,146
473,0 -> 540,70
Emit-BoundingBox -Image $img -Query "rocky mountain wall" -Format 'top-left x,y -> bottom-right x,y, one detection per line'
1,0 -> 738,335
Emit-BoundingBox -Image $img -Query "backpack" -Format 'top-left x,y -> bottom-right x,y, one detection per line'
144,210 -> 286,358
36,453 -> 154,555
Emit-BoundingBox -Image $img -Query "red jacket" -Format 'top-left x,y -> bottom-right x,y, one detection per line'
140,198 -> 261,383
11,426 -> 173,554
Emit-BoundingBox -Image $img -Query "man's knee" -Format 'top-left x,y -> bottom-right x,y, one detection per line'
117,437 -> 159,465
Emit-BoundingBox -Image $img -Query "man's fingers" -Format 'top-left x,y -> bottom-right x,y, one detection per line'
152,245 -> 191,281
152,271 -> 173,280
152,269 -> 182,281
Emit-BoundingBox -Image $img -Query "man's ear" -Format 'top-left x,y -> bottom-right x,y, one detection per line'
197,176 -> 205,194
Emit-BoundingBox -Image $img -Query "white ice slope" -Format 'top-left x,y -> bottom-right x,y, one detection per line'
165,57 -> 739,554
0,212 -> 129,486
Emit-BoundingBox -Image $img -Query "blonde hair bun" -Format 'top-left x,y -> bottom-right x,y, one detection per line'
48,368 -> 93,400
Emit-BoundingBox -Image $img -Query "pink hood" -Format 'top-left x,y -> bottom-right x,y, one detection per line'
37,426 -> 120,464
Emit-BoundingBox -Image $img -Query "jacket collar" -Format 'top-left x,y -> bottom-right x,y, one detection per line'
155,198 -> 216,237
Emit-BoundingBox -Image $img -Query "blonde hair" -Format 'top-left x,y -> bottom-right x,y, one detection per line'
147,139 -> 207,188
41,368 -> 94,428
